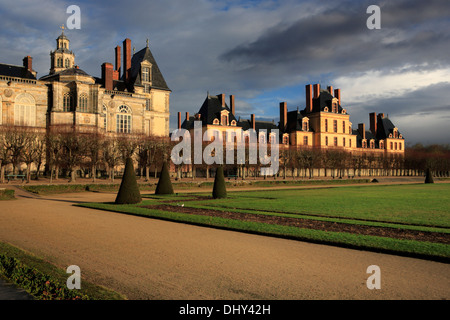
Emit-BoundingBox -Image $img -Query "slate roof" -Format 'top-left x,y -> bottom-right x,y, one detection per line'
376,115 -> 403,140
39,67 -> 92,81
285,110 -> 314,133
310,90 -> 344,113
194,94 -> 238,126
0,63 -> 36,79
128,47 -> 170,92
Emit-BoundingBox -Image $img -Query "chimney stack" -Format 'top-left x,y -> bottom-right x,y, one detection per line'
114,45 -> 121,81
178,112 -> 182,129
369,112 -> 377,136
334,89 -> 341,105
251,114 -> 255,131
101,62 -> 114,91
379,113 -> 385,119
230,95 -> 235,116
358,123 -> 366,140
123,38 -> 131,82
218,94 -> 225,107
186,112 -> 190,121
280,102 -> 287,131
305,84 -> 313,113
313,84 -> 320,98
23,56 -> 33,72
327,86 -> 333,95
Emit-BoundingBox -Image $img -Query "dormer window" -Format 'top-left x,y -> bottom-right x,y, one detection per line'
213,118 -> 219,125
142,67 -> 150,82
370,140 -> 375,149
302,120 -> 309,131
332,103 -> 337,113
342,109 -> 346,114
283,134 -> 289,145
221,114 -> 228,126
324,107 -> 329,112
379,140 -> 384,149
231,120 -> 236,126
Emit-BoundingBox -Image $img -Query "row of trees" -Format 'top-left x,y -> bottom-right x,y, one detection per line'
0,125 -> 170,183
1,125 -> 449,183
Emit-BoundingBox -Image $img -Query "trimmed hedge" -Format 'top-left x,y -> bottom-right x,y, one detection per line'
212,166 -> 227,199
115,157 -> 142,204
0,254 -> 89,300
155,161 -> 174,195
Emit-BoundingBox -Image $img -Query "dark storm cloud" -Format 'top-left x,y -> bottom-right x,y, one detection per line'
220,0 -> 450,80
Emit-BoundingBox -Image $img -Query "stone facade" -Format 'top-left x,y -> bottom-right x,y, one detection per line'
0,29 -> 171,137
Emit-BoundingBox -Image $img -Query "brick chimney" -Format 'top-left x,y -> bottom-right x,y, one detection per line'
23,56 -> 33,72
305,84 -> 313,113
186,112 -> 190,121
230,95 -> 235,116
218,94 -> 225,107
327,86 -> 333,95
123,38 -> 131,82
334,89 -> 341,105
313,84 -> 320,98
369,112 -> 377,136
358,123 -> 366,140
101,62 -> 114,91
114,45 -> 121,81
251,114 -> 255,130
279,102 -> 287,131
178,112 -> 181,129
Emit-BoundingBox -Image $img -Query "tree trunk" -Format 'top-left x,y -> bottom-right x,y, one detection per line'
92,164 -> 96,183
26,163 -> 32,183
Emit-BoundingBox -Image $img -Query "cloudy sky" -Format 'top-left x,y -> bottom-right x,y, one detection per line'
1,0 -> 449,145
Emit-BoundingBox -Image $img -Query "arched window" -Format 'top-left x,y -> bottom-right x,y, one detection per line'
65,58 -> 70,68
57,58 -> 63,67
370,140 -> 375,149
116,105 -> 131,133
63,93 -> 73,112
231,120 -> 236,126
78,94 -> 88,112
14,94 -> 36,126
379,141 -> 384,149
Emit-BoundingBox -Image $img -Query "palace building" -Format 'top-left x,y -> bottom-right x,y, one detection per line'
178,84 -> 405,155
0,27 -> 171,136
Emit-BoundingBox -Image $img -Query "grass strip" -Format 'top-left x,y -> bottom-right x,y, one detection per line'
0,242 -> 125,300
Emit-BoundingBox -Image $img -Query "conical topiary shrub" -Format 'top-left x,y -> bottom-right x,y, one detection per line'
155,161 -> 174,195
115,157 -> 142,204
425,168 -> 434,184
212,166 -> 227,199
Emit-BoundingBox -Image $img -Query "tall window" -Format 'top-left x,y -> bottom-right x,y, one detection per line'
333,120 -> 337,133
142,67 -> 150,82
303,136 -> 308,146
0,96 -> 2,125
57,58 -> 63,67
146,99 -> 151,111
334,137 -> 338,146
103,105 -> 107,131
283,135 -> 289,145
14,94 -> 36,126
116,105 -> 131,133
144,84 -> 150,93
303,121 -> 308,131
325,136 -> 328,146
343,137 -> 346,147
325,119 -> 328,132
332,102 -> 337,113
63,93 -> 73,112
380,141 -> 384,149
221,114 -> 228,126
342,121 -> 346,133
270,134 -> 277,144
349,139 -> 352,148
65,58 -> 70,68
370,140 -> 375,149
78,94 -> 88,112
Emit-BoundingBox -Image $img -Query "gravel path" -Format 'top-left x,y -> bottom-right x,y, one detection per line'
0,189 -> 449,300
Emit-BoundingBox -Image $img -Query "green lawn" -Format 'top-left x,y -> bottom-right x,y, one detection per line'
200,184 -> 450,228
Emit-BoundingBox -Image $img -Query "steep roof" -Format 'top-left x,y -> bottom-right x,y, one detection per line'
310,90 -> 344,114
0,63 -> 36,79
128,46 -> 170,91
39,67 -> 92,81
196,94 -> 238,126
376,115 -> 404,140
